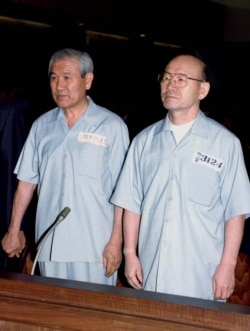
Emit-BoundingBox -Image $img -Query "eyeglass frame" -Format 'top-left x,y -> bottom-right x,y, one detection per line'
157,71 -> 205,87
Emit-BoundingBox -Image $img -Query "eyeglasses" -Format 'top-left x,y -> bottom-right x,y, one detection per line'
157,72 -> 204,88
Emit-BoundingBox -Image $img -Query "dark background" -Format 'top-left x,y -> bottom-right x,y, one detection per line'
0,0 -> 249,139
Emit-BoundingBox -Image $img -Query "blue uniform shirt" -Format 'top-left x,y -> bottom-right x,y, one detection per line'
111,110 -> 250,300
15,97 -> 130,262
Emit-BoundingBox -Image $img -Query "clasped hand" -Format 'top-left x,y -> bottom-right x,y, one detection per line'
1,230 -> 26,258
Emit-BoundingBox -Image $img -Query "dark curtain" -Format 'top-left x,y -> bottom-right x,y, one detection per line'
0,104 -> 27,270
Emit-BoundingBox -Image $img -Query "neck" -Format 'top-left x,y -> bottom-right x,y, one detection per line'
168,108 -> 199,125
65,98 -> 89,128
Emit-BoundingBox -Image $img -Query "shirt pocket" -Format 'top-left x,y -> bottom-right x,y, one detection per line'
188,164 -> 221,206
75,143 -> 108,179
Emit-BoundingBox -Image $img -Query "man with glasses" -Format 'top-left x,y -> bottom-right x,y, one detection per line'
111,53 -> 250,301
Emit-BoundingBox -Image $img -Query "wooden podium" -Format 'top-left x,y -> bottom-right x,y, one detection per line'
0,271 -> 250,331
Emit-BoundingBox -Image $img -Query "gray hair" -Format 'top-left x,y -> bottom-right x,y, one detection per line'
48,48 -> 94,78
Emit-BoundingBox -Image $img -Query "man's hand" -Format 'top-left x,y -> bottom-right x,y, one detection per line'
2,230 -> 26,258
212,263 -> 235,300
102,241 -> 122,277
124,250 -> 143,289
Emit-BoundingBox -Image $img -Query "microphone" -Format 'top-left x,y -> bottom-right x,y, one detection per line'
30,207 -> 71,275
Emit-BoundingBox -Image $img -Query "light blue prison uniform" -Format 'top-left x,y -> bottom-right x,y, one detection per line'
111,110 -> 250,300
14,96 -> 130,284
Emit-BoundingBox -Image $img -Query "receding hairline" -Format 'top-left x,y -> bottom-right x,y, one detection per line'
166,54 -> 209,81
167,54 -> 207,71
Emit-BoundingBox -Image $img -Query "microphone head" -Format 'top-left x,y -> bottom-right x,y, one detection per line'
61,207 -> 71,218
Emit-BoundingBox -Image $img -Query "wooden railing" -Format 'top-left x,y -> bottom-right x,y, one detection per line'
0,271 -> 250,330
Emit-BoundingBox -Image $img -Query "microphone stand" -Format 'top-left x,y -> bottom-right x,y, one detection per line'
30,207 -> 71,275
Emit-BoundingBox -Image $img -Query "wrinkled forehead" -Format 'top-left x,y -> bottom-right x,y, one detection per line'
165,55 -> 203,76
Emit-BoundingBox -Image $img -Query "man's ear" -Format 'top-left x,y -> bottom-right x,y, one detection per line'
85,72 -> 94,90
199,81 -> 210,100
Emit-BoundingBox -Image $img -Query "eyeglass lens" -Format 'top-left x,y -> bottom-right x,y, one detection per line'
158,73 -> 188,87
